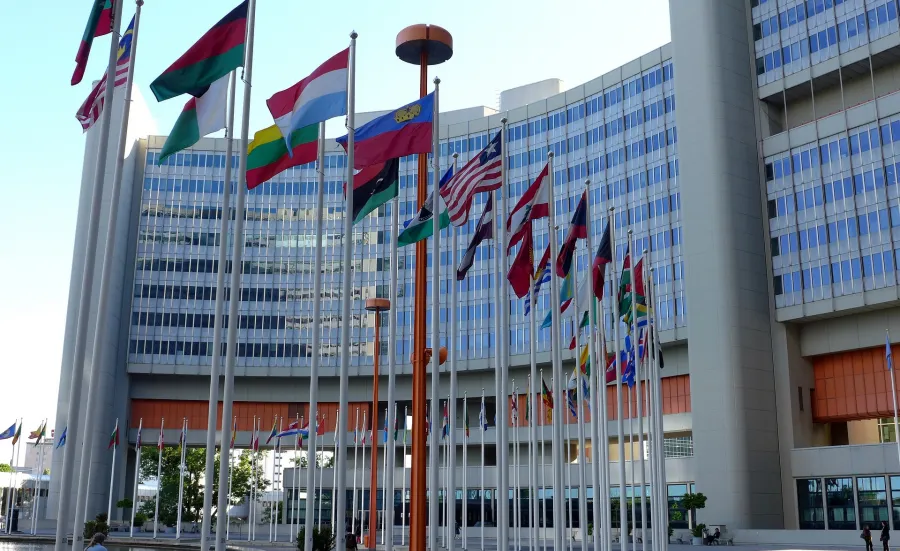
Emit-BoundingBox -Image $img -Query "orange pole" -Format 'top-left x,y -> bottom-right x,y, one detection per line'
368,311 -> 381,547
410,47 -> 429,551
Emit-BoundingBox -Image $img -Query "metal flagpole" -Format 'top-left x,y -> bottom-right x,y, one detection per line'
276,419 -> 284,542
249,416 -> 256,542
565,413 -> 573,551
608,209 -> 627,551
628,230 -> 638,551
574,274 -> 588,548
497,117 -> 511,551
5,426 -> 13,535
352,409 -> 361,535
382,409 -> 389,545
107,418 -> 119,523
305,123 -> 325,546
480,390 -> 486,551
636,257 -> 647,551
528,277 -> 539,551
334,30 -> 359,551
462,393 -> 468,549
32,429 -> 46,535
649,267 -> 666,551
402,406 -> 408,546
628,381 -> 636,549
539,381 -> 548,551
292,415 -> 300,542
360,423 -> 368,541
513,386 -> 521,551
332,410 -> 339,532
216,0 -> 256,548
584,184 -> 604,551
226,418 -> 235,541
130,418 -> 141,538
11,424 -> 22,534
54,0 -> 124,545
318,414 -> 326,531
154,419 -> 164,539
384,194 -> 401,551
176,419 -> 187,540
442,405 -> 448,549
201,64 -> 238,551
449,150 -> 459,551
428,76 -> 442,551
597,287 -> 612,551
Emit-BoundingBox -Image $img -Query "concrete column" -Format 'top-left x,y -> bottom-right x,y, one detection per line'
669,0 -> 784,529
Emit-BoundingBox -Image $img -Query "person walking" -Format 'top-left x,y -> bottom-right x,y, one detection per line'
85,533 -> 108,551
863,525 -> 874,551
881,520 -> 891,551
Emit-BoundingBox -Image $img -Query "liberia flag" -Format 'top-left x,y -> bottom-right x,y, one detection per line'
440,130 -> 503,226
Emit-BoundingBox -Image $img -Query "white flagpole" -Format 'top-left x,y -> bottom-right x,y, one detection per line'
565,411 -> 573,551
584,185 -> 604,551
5,421 -> 15,535
33,427 -> 47,535
334,30 -> 359,551
648,266 -> 665,551
226,418 -> 235,541
276,419 -> 284,542
628,230 -> 639,551
249,416 -> 256,542
449,153 -> 460,551
382,409 -> 389,546
54,0 -> 124,544
384,193 -> 401,551
496,117 -> 511,551
360,424 -> 368,540
429,77 -> 443,551
629,382 -> 636,549
636,270 -> 648,551
291,416 -> 300,543
130,419 -> 143,538
608,208 -> 627,551
305,122 -> 326,551
352,409 -> 361,535
318,414 -> 326,531
528,276 -> 539,551
462,393 -> 468,549
332,410 -> 339,532
480,390 -> 486,551
153,418 -> 164,540
574,272 -> 588,547
539,379 -> 548,551
402,406 -> 408,546
107,418 -> 119,523
201,63 -> 238,551
216,0 -> 256,548
176,419 -> 187,540
512,386 -> 521,551
597,289 -> 612,551
442,406 -> 448,550
11,423 -> 22,533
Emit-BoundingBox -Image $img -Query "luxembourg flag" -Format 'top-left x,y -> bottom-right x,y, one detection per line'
266,48 -> 349,148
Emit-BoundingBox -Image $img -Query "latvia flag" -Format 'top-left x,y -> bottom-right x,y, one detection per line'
150,1 -> 248,101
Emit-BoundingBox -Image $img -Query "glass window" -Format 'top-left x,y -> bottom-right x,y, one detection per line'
826,477 -> 857,530
858,476 -> 889,526
668,484 -> 689,529
797,478 -> 825,529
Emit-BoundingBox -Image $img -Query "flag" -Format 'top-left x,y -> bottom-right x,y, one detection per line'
508,221 -> 535,298
136,425 -> 142,449
540,269 -> 574,330
76,15 -> 135,132
11,422 -> 22,446
336,93 -> 435,169
568,311 -> 590,350
592,222 -> 613,299
541,379 -> 554,422
479,399 -> 488,431
266,418 -> 278,445
398,166 -> 453,246
566,384 -> 577,419
525,244 -> 551,316
441,403 -> 449,440
579,344 -> 591,375
267,48 -> 349,147
71,0 -> 114,86
231,418 -> 237,448
556,191 -> 588,277
619,253 -> 647,325
393,413 -> 399,441
888,333 -> 894,370
56,427 -> 68,449
150,1 -> 248,101
463,402 -> 470,438
29,421 -> 46,443
383,414 -> 389,443
507,163 -> 550,252
179,422 -> 186,447
158,74 -> 229,164
108,423 -> 119,450
252,434 -> 259,451
246,123 -> 318,189
581,375 -> 591,412
441,130 -> 503,225
457,195 -> 493,280
316,413 -> 326,436
346,159 -> 400,225
510,392 -> 519,425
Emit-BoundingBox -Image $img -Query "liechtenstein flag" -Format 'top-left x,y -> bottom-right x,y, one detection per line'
337,93 -> 435,169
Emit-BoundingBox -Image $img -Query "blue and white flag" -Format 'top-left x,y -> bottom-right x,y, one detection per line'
0,423 -> 16,441
56,427 -> 67,449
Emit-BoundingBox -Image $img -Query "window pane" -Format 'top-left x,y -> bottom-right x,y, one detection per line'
826,477 -> 857,530
798,478 -> 825,529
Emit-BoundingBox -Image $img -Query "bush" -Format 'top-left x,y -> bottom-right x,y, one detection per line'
133,512 -> 148,526
587,523 -> 593,536
691,523 -> 707,538
298,526 -> 335,551
117,498 -> 133,510
83,513 -> 110,540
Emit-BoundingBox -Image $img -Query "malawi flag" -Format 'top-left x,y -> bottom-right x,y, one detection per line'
150,1 -> 248,101
246,124 -> 318,189
556,191 -> 588,277
347,159 -> 399,225
108,424 -> 119,449
72,0 -> 114,85
158,75 -> 228,164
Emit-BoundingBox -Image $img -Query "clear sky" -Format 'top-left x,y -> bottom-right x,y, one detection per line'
0,0 -> 670,464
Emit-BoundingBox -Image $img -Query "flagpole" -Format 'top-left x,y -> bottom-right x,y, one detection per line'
627,230 -> 639,550
384,197 -> 406,551
291,415 -> 299,543
360,420 -> 368,540
154,418 -> 164,539
573,273 -> 588,547
462,393 -> 468,549
176,419 -> 187,540
565,413 -> 573,551
215,0 -> 256,543
527,376 -> 537,551
65,0 -> 126,544
331,411 -> 339,532
480,390 -> 486,551
352,408 -> 360,535
428,76 -> 443,551
249,416 -> 256,542
607,208 -> 626,551
636,253 -> 648,551
597,293 -> 612,551
200,64 -> 238,551
539,379 -> 548,551
226,418 -> 235,541
277,419 -> 284,542
107,419 -> 119,523
11,423 -> 22,534
5,423 -> 15,535
382,408 -> 389,545
33,424 -> 47,535
512,386 -> 521,551
528,280 -> 540,551
402,405 -> 408,546
647,264 -> 664,551
318,414 -> 326,531
496,117 -> 511,551
583,183 -> 604,551
448,152 -> 460,551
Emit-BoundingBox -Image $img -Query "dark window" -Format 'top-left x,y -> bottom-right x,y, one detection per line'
858,477 -> 889,526
797,478 -> 825,529
826,477 -> 857,530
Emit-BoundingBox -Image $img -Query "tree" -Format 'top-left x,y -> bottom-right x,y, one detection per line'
291,451 -> 335,469
0,464 -> 12,473
139,447 -> 268,527
678,492 -> 707,529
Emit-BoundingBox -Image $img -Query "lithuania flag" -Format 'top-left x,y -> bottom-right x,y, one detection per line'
150,1 -> 248,101
72,0 -> 114,86
246,124 -> 317,189
348,159 -> 399,225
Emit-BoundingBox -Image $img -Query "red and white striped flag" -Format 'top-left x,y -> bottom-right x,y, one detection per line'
440,130 -> 503,226
76,16 -> 135,132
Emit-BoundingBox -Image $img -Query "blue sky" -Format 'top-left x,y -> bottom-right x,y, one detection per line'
0,0 -> 670,462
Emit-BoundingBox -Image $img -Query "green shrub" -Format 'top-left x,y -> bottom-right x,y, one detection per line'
83,513 -> 110,539
133,512 -> 148,526
691,523 -> 707,538
298,526 -> 335,551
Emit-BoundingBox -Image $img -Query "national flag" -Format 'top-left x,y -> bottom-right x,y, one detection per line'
71,0 -> 114,86
507,163 -> 550,252
525,244 -> 551,316
76,15 -> 135,132
316,413 -> 326,436
441,130 -> 503,225
393,413 -> 399,442
592,222 -> 613,300
510,392 -> 519,425
265,418 -> 278,445
463,402 -> 470,438
150,1 -> 248,101
11,422 -> 22,446
556,191 -> 588,277
56,427 -> 68,449
888,333 -> 894,370
525,380 -> 531,423
479,399 -> 488,431
158,74 -> 229,164
579,344 -> 591,376
540,269 -> 574,330
581,375 -> 591,412
246,123 -> 318,189
606,351 -> 626,384
541,379 -> 554,422
179,421 -> 187,447
508,221 -> 535,299
398,166 -> 453,247
108,422 -> 119,450
29,421 -> 46,444
383,414 -> 389,443
230,418 -> 237,448
252,434 -> 259,451
267,48 -> 349,148
441,403 -> 449,440
457,195 -> 493,280
157,426 -> 165,450
336,93 -> 435,169
136,424 -> 142,449
568,311 -> 590,350
566,385 -> 577,419
619,253 -> 647,325
346,159 -> 400,225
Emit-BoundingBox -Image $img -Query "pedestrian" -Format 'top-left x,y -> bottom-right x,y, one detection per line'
882,520 -> 891,551
862,525 -> 873,551
85,533 -> 108,551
